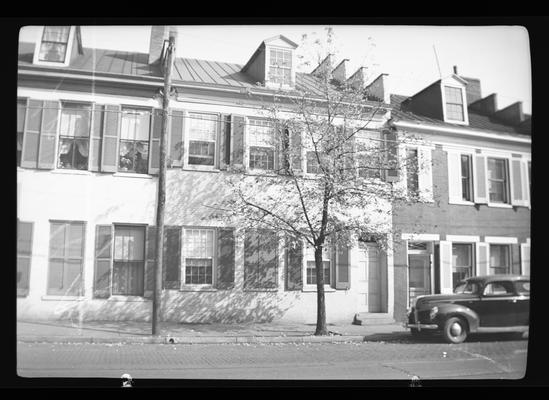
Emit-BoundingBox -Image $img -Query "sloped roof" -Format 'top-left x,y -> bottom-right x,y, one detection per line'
390,94 -> 530,137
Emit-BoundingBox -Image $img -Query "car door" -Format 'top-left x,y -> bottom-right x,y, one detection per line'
513,280 -> 530,326
477,281 -> 517,327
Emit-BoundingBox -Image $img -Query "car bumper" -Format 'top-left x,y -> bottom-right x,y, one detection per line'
405,322 -> 439,330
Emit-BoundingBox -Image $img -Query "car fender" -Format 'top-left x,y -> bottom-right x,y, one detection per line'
435,303 -> 480,332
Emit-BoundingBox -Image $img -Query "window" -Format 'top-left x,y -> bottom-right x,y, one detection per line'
39,26 -> 71,63
444,86 -> 464,121
269,48 -> 292,86
119,108 -> 150,174
489,244 -> 511,275
454,281 -> 480,295
248,118 -> 275,171
183,229 -> 214,285
483,281 -> 514,296
356,131 -> 382,179
113,225 -> 145,296
487,157 -> 509,203
460,154 -> 473,201
406,148 -> 419,195
244,230 -> 278,289
57,102 -> 91,170
48,221 -> 85,296
408,242 -> 428,251
17,221 -> 33,296
305,244 -> 332,286
515,280 -> 530,295
188,113 -> 217,166
306,151 -> 328,174
17,99 -> 26,166
452,244 -> 474,286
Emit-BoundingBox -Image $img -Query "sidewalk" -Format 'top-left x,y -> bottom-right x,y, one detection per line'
17,319 -> 409,345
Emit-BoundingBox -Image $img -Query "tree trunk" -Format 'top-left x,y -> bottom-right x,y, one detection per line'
314,245 -> 329,335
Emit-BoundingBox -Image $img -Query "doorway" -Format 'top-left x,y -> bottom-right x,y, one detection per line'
357,242 -> 383,312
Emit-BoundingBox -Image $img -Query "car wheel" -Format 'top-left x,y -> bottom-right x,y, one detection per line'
442,316 -> 468,344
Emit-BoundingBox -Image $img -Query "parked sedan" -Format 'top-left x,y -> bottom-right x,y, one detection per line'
406,275 -> 529,343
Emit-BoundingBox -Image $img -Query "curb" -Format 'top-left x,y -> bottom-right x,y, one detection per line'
17,334 -> 367,345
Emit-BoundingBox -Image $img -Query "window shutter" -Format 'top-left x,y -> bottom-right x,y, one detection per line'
220,114 -> 231,168
520,243 -> 530,276
286,238 -> 303,290
89,104 -> 104,172
290,128 -> 302,172
521,160 -> 530,206
383,129 -> 399,182
217,228 -> 235,289
37,100 -> 60,169
473,154 -> 488,204
447,151 -> 462,203
169,109 -> 185,167
343,132 -> 356,179
94,225 -> 113,298
335,245 -> 351,289
418,147 -> 434,202
17,221 -> 33,297
510,158 -> 525,207
148,108 -> 162,175
100,104 -> 121,172
163,226 -> 182,289
439,241 -> 453,293
258,230 -> 278,289
231,115 -> 245,167
21,99 -> 43,168
144,226 -> 157,299
476,242 -> 489,276
511,243 -> 521,275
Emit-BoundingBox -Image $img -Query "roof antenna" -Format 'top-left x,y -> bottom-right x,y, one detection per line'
432,44 -> 442,79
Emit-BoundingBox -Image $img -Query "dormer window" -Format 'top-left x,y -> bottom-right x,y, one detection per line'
269,48 -> 292,86
38,26 -> 71,63
444,86 -> 465,122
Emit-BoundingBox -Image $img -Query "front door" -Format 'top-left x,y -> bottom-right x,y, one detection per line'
409,254 -> 431,306
357,242 -> 382,312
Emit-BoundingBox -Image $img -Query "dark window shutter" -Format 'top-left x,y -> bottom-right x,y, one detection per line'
163,226 -> 182,289
335,245 -> 350,289
220,114 -> 231,169
149,108 -> 162,175
290,129 -> 302,171
144,226 -> 157,298
383,128 -> 399,182
94,225 -> 113,298
100,104 -> 121,172
17,220 -> 33,297
217,228 -> 235,289
511,244 -> 521,275
169,109 -> 185,167
286,238 -> 303,290
244,229 -> 278,289
89,104 -> 104,171
37,100 -> 60,169
231,115 -> 245,167
21,99 -> 43,168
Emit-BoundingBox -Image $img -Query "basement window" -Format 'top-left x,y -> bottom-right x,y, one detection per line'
39,26 -> 71,63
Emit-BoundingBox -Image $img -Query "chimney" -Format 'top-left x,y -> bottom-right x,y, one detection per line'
149,26 -> 171,65
347,67 -> 367,90
461,77 -> 482,105
469,93 -> 498,116
364,73 -> 391,104
311,54 -> 334,80
331,59 -> 349,84
493,101 -> 525,125
453,65 -> 458,75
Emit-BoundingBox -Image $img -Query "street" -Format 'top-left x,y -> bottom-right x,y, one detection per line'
17,334 -> 528,382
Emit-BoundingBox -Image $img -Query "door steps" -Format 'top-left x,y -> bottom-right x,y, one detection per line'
352,313 -> 395,326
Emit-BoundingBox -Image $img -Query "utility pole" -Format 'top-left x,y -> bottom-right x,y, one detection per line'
152,28 -> 176,335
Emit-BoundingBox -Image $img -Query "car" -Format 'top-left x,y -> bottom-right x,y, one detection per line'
405,274 -> 530,344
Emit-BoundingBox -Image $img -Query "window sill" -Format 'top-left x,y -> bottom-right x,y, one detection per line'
449,200 -> 476,206
107,295 -> 149,302
51,169 -> 92,176
302,286 -> 337,293
181,166 -> 220,173
180,285 -> 217,292
243,288 -> 279,292
41,295 -> 85,301
113,172 -> 153,179
487,202 -> 513,209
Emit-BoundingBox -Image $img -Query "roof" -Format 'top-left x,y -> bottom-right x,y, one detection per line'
18,41 -> 383,105
390,94 -> 531,137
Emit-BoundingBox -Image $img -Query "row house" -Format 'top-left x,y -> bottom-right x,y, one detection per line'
17,26 -> 401,324
357,70 -> 531,322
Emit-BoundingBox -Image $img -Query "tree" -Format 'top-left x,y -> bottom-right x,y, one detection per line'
221,28 -> 425,335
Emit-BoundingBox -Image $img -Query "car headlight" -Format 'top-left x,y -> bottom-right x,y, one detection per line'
429,306 -> 439,320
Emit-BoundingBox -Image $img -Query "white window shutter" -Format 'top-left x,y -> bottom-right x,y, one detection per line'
521,160 -> 530,206
439,241 -> 453,294
476,242 -> 489,276
447,151 -> 462,204
473,155 -> 488,204
510,158 -> 525,207
520,243 -> 530,276
418,147 -> 434,202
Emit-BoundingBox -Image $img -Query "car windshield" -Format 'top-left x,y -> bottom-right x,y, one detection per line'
454,281 -> 480,294
515,280 -> 530,295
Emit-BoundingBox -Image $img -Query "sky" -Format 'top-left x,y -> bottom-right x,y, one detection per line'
19,25 -> 532,114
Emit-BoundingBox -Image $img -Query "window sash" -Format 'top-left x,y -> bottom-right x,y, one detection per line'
120,109 -> 150,141
188,140 -> 215,165
306,261 -> 331,285
114,226 -> 145,261
487,158 -> 508,203
118,140 -> 149,173
59,104 -> 91,137
460,154 -> 473,201
112,261 -> 144,295
444,86 -> 464,121
489,244 -> 510,274
38,42 -> 68,63
58,137 -> 89,170
188,113 -> 217,141
183,229 -> 215,285
249,146 -> 275,170
185,258 -> 213,284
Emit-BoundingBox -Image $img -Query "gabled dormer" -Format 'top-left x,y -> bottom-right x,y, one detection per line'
402,70 -> 470,125
241,35 -> 298,90
32,26 -> 83,67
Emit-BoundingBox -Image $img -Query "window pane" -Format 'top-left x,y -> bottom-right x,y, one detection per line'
185,258 -> 213,284
120,109 -> 150,141
67,223 -> 85,258
64,260 -> 83,296
452,244 -> 472,267
184,229 -> 214,258
114,227 -> 145,261
249,146 -> 274,170
39,42 -> 68,62
113,261 -> 144,295
188,141 -> 215,165
48,259 -> 64,292
189,113 -> 217,141
490,245 -> 510,274
488,158 -> 505,180
60,104 -> 91,137
49,223 -> 67,258
42,26 -> 70,42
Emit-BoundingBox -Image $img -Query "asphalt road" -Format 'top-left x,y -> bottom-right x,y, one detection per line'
16,334 -> 528,383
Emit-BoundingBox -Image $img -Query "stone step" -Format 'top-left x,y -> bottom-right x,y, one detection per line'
352,313 -> 395,326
